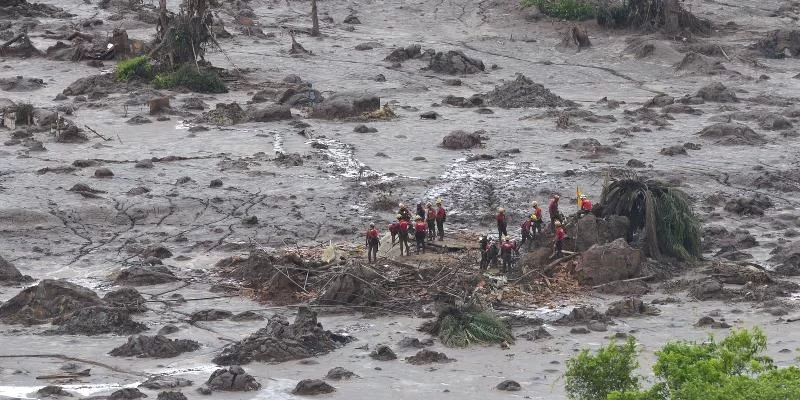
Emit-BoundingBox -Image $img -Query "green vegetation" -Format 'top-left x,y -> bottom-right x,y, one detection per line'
565,328 -> 800,400
423,306 -> 514,348
600,178 -> 701,261
152,64 -> 227,93
522,0 -> 596,21
115,55 -> 154,82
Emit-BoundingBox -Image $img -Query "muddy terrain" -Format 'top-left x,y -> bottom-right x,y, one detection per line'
1,0 -> 800,398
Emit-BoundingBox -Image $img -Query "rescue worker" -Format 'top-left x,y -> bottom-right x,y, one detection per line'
578,194 -> 593,217
426,202 -> 437,240
520,215 -> 534,250
414,215 -> 427,254
435,198 -> 446,241
388,215 -> 401,245
553,220 -> 566,258
549,195 -> 561,231
478,235 -> 490,271
398,203 -> 412,222
416,202 -> 426,221
365,223 -> 380,263
500,235 -> 515,273
496,207 -> 508,239
398,215 -> 411,256
531,201 -> 543,237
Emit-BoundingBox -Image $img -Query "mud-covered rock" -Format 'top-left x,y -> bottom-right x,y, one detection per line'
0,279 -> 104,324
110,335 -> 200,358
325,367 -> 357,380
199,102 -> 248,126
94,167 -> 114,178
770,242 -> 800,276
369,344 -> 397,361
566,214 -> 629,253
696,82 -> 738,103
406,349 -> 454,365
574,238 -> 642,286
695,316 -> 732,329
103,287 -> 147,313
317,264 -> 382,306
442,94 -> 484,107
139,375 -> 193,390
688,279 -> 724,300
189,309 -> 232,322
158,324 -> 180,335
309,94 -> 380,119
62,74 -> 115,96
751,29 -> 800,59
248,105 -> 292,122
108,388 -> 147,399
724,194 -> 773,216
114,266 -> 180,286
384,44 -> 422,62
140,245 -> 173,259
758,113 -> 792,131
441,130 -> 486,150
605,298 -> 660,317
697,123 -> 765,145
555,306 -> 610,325
397,336 -> 433,348
660,145 -> 687,156
292,379 -> 335,395
230,311 -> 264,321
353,124 -> 377,133
37,385 -> 72,397
205,366 -> 261,391
0,255 -> 32,284
674,53 -> 731,76
496,380 -> 521,391
518,326 -> 552,341
156,391 -> 187,400
645,94 -> 674,107
213,307 -> 350,365
50,306 -> 147,335
485,74 -> 576,108
429,50 -> 484,74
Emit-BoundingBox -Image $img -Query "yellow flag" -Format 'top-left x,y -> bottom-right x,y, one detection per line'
576,186 -> 583,207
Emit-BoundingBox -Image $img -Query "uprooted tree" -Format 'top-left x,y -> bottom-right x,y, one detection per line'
150,0 -> 217,69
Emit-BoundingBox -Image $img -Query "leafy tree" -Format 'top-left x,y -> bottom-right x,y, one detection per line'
565,337 -> 640,400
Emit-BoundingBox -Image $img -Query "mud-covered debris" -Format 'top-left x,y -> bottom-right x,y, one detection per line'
0,279 -> 104,325
574,238 -> 642,286
293,379 -> 335,395
343,14 -> 360,24
750,29 -> 800,59
662,104 -> 702,115
758,113 -> 792,131
555,306 -> 610,325
485,74 -> 576,108
108,388 -> 147,400
420,111 -> 439,119
441,130 -> 486,150
442,94 -> 484,108
696,82 -> 738,103
566,214 -> 629,252
0,255 -> 33,284
707,262 -> 772,285
318,264 -> 382,306
139,375 -> 193,390
37,385 -> 72,397
429,50 -> 484,75
518,326 -> 552,341
0,76 -> 45,92
369,344 -> 397,361
496,380 -> 521,391
353,124 -> 377,133
325,367 -> 357,380
198,102 -> 248,126
397,337 -> 434,348
156,391 -> 187,400
769,242 -> 800,276
405,349 -> 454,365
724,195 -> 773,216
627,159 -> 646,168
384,44 -> 422,62
605,298 -> 660,317
140,245 -> 173,259
158,324 -> 180,336
309,94 -> 380,119
230,311 -> 264,321
645,94 -> 674,107
596,280 -> 650,296
205,366 -> 261,391
561,138 -> 619,155
103,287 -> 147,313
688,279 -> 724,300
189,309 -> 232,322
248,105 -> 292,122
183,98 -> 206,110
49,306 -> 146,336
213,307 -> 350,365
660,145 -> 687,156
110,335 -> 200,358
695,315 -> 731,329
674,53 -> 731,76
114,266 -> 180,286
697,123 -> 765,145
126,115 -> 152,125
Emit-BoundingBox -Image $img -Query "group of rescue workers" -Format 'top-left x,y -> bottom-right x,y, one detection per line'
365,193 -> 594,274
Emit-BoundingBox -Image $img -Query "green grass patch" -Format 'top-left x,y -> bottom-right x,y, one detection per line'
152,64 -> 227,94
522,0 -> 597,21
115,55 -> 154,82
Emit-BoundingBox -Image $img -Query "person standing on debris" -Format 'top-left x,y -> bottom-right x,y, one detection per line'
365,223 -> 380,263
500,235 -> 515,273
496,207 -> 508,239
398,216 -> 411,256
478,235 -> 490,271
426,202 -> 437,240
553,220 -> 566,258
388,215 -> 401,245
416,202 -> 426,221
578,194 -> 593,217
414,215 -> 427,254
398,203 -> 412,222
531,201 -> 543,238
520,215 -> 534,250
435,198 -> 446,241
549,195 -> 561,231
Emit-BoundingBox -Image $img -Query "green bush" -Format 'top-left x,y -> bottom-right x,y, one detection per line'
566,337 -> 640,400
115,55 -> 154,82
522,0 -> 597,20
152,64 -> 227,93
422,306 -> 515,348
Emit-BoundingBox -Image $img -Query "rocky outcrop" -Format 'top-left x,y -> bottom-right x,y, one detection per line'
114,266 -> 180,286
441,130 -> 487,150
0,279 -> 104,324
573,238 -> 642,286
428,50 -> 484,75
103,287 -> 147,313
204,366 -> 261,392
309,94 -> 380,120
50,306 -> 147,335
292,379 -> 335,395
0,255 -> 32,284
605,297 -> 660,317
405,349 -> 454,365
566,214 -> 630,252
109,335 -> 201,358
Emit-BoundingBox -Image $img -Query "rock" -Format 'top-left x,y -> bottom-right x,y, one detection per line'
627,159 -> 646,168
574,238 -> 641,286
374,74 -> 386,82
126,115 -> 152,125
242,216 -> 258,225
209,179 -> 223,188
384,44 -> 422,63
213,306 -> 351,365
429,50 -> 484,75
355,42 -> 378,51
587,320 -> 608,332
660,145 -> 687,156
183,98 -> 206,110
397,337 -> 433,348
369,344 -> 397,361
557,306 -> 610,325
103,287 -> 147,313
114,266 -> 180,286
444,78 -> 462,86
310,94 -> 380,119
50,306 -> 146,335
63,74 -> 115,96
406,349 -> 454,365
441,130 -> 487,150
198,102 -> 248,126
485,74 -> 576,108
496,380 -> 521,391
645,94 -> 674,107
108,388 -> 147,400
0,255 -> 32,284
420,111 -> 439,119
0,279 -> 104,325
758,113 -> 792,131
139,375 -> 193,390
292,379 -> 335,395
696,82 -> 738,103
605,298 -> 660,317
769,242 -> 800,276
519,326 -> 552,341
343,14 -> 360,24
325,367 -> 357,380
94,167 -> 114,178
72,159 -> 98,168
110,335 -> 200,358
135,159 -> 154,169
190,309 -> 232,322
570,327 -> 591,334
37,385 -> 72,397
353,124 -> 378,133
249,105 -> 292,122
697,123 -> 765,145
205,366 -> 261,391
568,215 -> 630,253
141,245 -> 173,259
724,194 -> 773,216
158,325 -> 180,335
688,279 -> 724,300
156,391 -> 187,400
695,316 -> 731,329
149,97 -> 170,115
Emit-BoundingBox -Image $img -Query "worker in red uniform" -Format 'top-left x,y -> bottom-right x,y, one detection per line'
496,207 -> 508,239
578,194 -> 593,217
398,202 -> 412,222
435,198 -> 446,241
553,220 -> 566,258
365,223 -> 380,263
414,215 -> 427,254
388,214 -> 401,245
426,202 -> 437,240
520,215 -> 534,250
531,201 -> 543,238
549,195 -> 561,232
500,236 -> 516,273
398,216 -> 411,256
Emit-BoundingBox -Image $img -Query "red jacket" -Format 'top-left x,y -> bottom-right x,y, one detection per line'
581,199 -> 593,211
414,221 -> 427,233
399,221 -> 409,233
388,222 -> 399,233
501,241 -> 514,252
366,228 -> 379,240
436,207 -> 446,219
534,207 -> 542,220
521,219 -> 532,230
549,199 -> 559,214
496,213 -> 506,223
555,227 -> 565,241
426,207 -> 436,221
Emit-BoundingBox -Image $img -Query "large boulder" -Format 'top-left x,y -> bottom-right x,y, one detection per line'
441,130 -> 486,150
697,123 -> 766,145
309,94 -> 380,119
110,335 -> 200,358
769,241 -> 800,276
573,238 -> 642,286
114,266 -> 180,286
0,279 -> 104,324
696,82 -> 738,103
429,50 -> 485,75
0,255 -> 32,284
62,74 -> 115,96
50,306 -> 147,335
566,214 -> 630,252
212,306 -> 351,365
205,366 -> 261,392
292,379 -> 335,395
103,287 -> 147,313
248,105 -> 292,122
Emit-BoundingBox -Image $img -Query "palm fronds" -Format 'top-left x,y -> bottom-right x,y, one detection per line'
600,177 -> 701,261
423,306 -> 514,348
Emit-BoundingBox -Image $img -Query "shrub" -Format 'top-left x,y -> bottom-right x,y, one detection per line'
422,306 -> 514,348
115,55 -> 154,82
565,337 -> 640,400
522,0 -> 597,21
13,101 -> 35,124
152,64 -> 227,93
